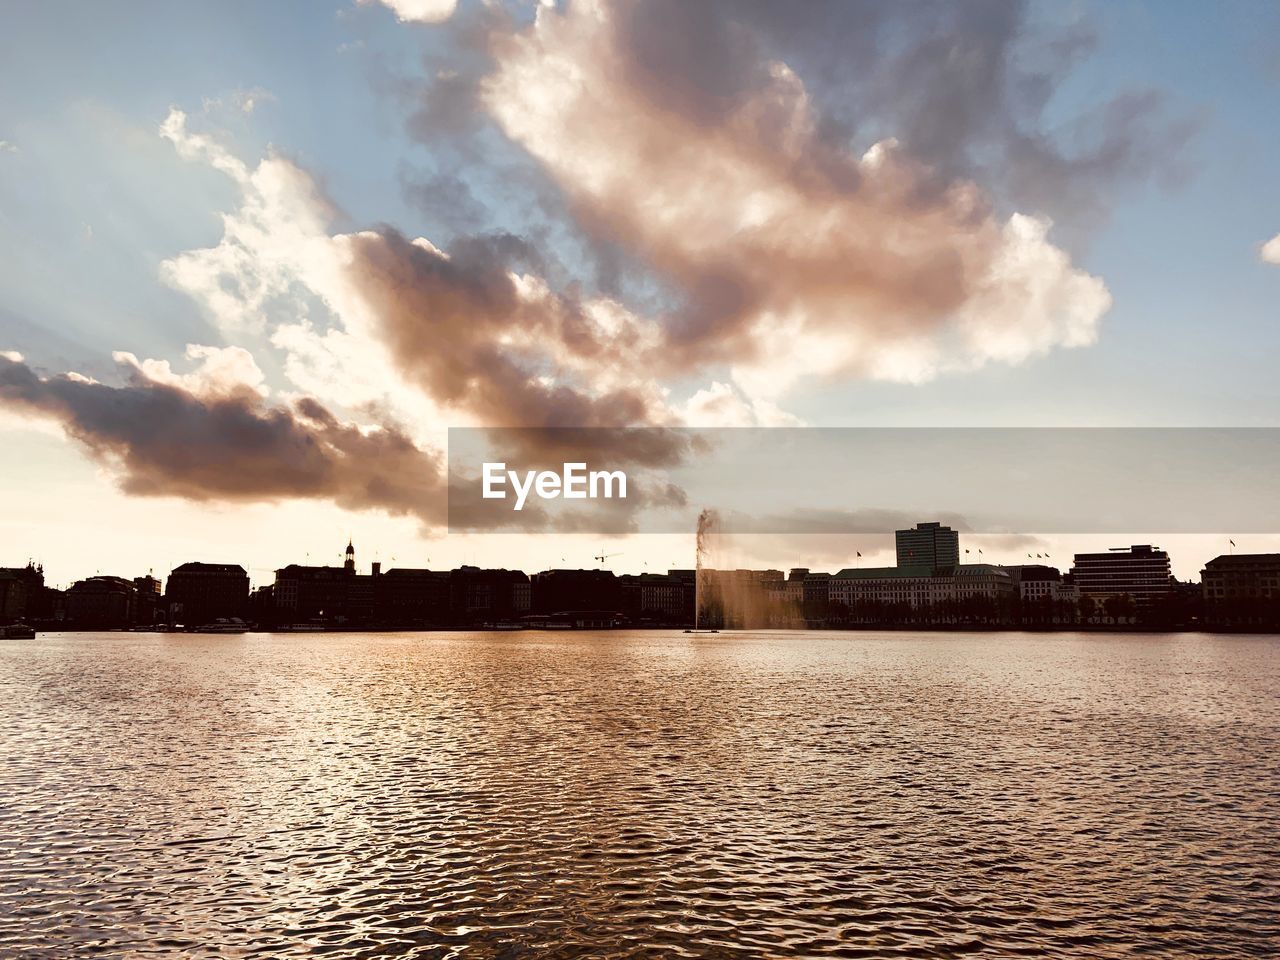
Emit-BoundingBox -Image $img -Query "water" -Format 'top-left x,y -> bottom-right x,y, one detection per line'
1,630 -> 1277,958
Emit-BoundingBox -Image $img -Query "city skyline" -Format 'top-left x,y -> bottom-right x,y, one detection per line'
9,526 -> 1276,633
4,6 -> 1279,958
3,530 -> 1270,591
2,523 -> 1254,596
3,1 -> 1280,589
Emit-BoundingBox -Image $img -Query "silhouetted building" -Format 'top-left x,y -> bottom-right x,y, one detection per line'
531,569 -> 621,614
1202,554 -> 1280,602
451,566 -> 530,622
375,568 -> 450,625
619,570 -> 694,622
66,576 -> 137,628
249,584 -> 274,624
166,563 -> 249,626
347,562 -> 376,621
896,522 -> 960,573
1071,545 -> 1171,606
134,575 -> 162,626
1202,554 -> 1280,627
274,564 -> 355,623
0,562 -> 55,622
0,569 -> 25,621
272,540 -> 379,624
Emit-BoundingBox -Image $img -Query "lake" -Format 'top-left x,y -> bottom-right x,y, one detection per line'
1,630 -> 1276,957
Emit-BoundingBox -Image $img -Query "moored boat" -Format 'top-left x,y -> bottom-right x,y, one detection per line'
190,618 -> 250,634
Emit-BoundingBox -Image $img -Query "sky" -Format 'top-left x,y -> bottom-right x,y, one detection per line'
2,0 -> 1279,587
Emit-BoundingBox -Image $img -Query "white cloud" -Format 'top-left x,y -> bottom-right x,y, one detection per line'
681,381 -> 803,428
483,0 -> 1111,400
157,105 -> 768,441
158,108 -> 441,439
160,108 -> 249,183
356,0 -> 457,24
1262,233 -> 1280,265
202,87 -> 277,116
114,344 -> 269,400
0,140 -> 17,154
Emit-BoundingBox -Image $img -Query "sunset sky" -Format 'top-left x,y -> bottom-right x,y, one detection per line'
3,0 -> 1280,586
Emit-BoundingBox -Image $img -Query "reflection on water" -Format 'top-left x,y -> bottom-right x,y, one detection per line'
1,630 -> 1277,957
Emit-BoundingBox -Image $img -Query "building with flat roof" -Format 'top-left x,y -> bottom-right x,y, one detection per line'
374,568 -> 450,625
1201,554 -> 1280,627
451,566 -> 531,621
1070,545 -> 1171,605
1001,564 -> 1079,603
618,571 -> 695,622
65,575 -> 138,628
1202,554 -> 1280,602
830,563 -> 1013,609
895,522 -> 960,573
531,569 -> 621,614
165,562 -> 248,626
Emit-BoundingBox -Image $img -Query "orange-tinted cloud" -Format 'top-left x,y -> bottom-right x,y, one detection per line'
1262,233 -> 1280,265
482,0 -> 1111,395
0,353 -> 447,524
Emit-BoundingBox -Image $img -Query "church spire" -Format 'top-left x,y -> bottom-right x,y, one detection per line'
344,538 -> 355,573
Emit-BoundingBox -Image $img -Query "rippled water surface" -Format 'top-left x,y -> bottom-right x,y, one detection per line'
1,630 -> 1277,958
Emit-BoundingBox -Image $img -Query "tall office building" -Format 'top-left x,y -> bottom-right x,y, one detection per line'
895,522 -> 960,573
1070,545 -> 1171,605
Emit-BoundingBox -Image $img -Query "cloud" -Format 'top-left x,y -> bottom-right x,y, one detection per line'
202,87 -> 278,115
358,0 -> 457,25
112,344 -> 268,401
153,106 -> 706,527
1262,234 -> 1280,265
158,108 -> 442,435
156,108 -> 713,453
0,140 -> 16,154
596,1 -> 1194,233
343,228 -> 675,433
128,10 -> 1147,533
0,353 -> 446,524
680,381 -> 801,428
481,0 -> 1112,398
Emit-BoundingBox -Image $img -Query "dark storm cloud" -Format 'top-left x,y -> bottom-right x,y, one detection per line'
0,354 -> 446,523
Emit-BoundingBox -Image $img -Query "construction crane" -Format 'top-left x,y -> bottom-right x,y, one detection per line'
593,552 -> 622,565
